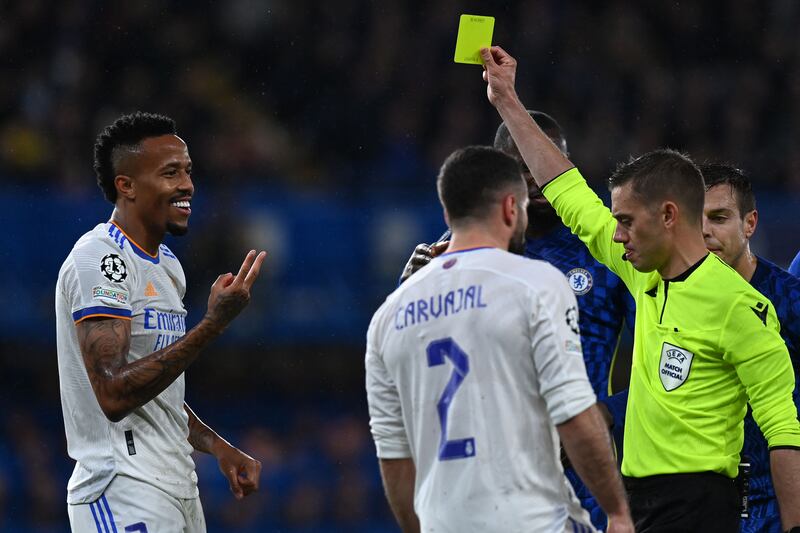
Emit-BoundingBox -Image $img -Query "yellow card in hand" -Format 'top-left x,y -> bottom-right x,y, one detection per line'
454,14 -> 495,65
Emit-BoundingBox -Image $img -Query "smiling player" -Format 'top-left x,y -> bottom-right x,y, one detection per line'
56,112 -> 266,532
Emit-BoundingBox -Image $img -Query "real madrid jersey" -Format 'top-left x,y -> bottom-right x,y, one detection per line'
366,247 -> 597,532
55,222 -> 197,504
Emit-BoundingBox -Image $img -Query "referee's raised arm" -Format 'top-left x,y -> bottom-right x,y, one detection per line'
480,46 -> 800,531
480,46 -> 572,189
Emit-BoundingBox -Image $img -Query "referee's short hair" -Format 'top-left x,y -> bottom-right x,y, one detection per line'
493,110 -> 569,156
609,149 -> 705,225
700,162 -> 756,217
437,146 -> 525,226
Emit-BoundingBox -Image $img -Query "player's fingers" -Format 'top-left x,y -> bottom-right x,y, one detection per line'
227,466 -> 244,499
411,253 -> 432,264
212,273 -> 234,289
479,47 -> 496,68
232,250 -> 257,286
242,459 -> 261,491
242,251 -> 267,290
432,241 -> 450,257
492,45 -> 516,66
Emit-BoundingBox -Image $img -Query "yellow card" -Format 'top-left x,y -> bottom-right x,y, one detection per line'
454,14 -> 495,65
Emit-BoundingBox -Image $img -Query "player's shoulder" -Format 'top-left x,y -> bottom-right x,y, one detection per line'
61,223 -> 123,269
492,250 -> 571,291
754,256 -> 800,291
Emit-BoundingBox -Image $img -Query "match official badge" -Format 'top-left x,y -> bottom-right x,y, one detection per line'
659,342 -> 694,391
100,253 -> 127,283
567,268 -> 592,295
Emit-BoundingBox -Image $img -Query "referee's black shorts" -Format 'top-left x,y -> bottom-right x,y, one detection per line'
623,472 -> 739,532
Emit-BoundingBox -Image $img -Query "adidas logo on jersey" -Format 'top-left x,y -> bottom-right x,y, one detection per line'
144,281 -> 159,297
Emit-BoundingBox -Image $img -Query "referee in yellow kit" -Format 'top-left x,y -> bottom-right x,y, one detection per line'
479,46 -> 800,532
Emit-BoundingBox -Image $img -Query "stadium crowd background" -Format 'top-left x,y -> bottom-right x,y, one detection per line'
2,0 -> 800,530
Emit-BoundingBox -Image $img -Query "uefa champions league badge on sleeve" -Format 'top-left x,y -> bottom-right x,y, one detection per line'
567,268 -> 592,295
100,254 -> 128,283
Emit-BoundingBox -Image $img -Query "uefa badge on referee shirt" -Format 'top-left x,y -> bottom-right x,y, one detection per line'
659,342 -> 694,391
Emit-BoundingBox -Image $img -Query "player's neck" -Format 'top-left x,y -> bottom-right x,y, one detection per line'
658,233 -> 708,280
446,227 -> 510,254
732,246 -> 758,282
110,208 -> 163,256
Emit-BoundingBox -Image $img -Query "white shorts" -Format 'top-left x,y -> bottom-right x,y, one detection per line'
68,474 -> 206,533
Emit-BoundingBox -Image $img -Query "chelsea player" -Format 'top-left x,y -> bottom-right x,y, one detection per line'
701,163 -> 800,532
400,111 -> 635,529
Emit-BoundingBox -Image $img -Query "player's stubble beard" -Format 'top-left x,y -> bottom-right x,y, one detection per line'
508,210 -> 527,255
526,199 -> 561,238
166,221 -> 189,236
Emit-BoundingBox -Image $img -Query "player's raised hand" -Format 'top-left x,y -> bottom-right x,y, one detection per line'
480,46 -> 519,108
399,241 -> 449,284
205,250 -> 267,332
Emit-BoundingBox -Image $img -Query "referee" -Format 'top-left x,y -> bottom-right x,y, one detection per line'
479,46 -> 800,531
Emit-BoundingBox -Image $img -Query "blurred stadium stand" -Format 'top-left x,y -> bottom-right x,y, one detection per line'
3,0 -> 800,530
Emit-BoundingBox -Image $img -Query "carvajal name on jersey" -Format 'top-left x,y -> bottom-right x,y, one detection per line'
395,284 -> 487,330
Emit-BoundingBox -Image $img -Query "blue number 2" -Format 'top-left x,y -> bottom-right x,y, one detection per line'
426,337 -> 475,460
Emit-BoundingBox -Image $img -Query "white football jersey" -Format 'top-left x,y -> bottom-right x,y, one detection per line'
55,222 -> 197,504
366,247 -> 597,532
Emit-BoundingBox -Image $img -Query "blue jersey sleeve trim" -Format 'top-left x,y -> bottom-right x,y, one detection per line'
72,306 -> 132,322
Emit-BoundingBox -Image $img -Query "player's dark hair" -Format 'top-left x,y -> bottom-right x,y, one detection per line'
608,149 -> 705,225
700,162 -> 756,217
493,110 -> 569,156
94,111 -> 177,203
437,146 -> 524,224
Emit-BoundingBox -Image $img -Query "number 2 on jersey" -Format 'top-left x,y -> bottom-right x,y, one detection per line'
426,338 -> 475,460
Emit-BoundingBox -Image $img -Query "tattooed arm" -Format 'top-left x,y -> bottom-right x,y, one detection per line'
185,403 -> 262,499
76,250 -> 266,422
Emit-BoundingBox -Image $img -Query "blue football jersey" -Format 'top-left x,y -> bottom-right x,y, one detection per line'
525,225 -> 636,400
740,257 -> 800,527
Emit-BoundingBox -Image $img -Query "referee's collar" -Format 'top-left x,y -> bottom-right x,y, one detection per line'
663,253 -> 709,283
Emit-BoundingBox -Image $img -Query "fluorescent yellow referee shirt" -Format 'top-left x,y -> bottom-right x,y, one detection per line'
543,167 -> 800,478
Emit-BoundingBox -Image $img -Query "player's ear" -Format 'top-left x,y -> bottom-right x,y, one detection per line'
501,193 -> 516,227
115,174 -> 135,201
743,209 -> 758,239
662,201 -> 678,228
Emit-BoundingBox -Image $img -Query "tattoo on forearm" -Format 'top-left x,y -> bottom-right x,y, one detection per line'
77,318 -> 221,419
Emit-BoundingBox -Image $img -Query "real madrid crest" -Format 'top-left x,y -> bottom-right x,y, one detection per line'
567,267 -> 592,295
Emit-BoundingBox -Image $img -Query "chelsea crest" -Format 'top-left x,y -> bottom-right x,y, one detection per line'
567,268 -> 593,295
